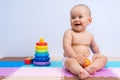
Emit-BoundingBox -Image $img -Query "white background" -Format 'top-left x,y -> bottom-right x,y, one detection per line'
0,0 -> 120,58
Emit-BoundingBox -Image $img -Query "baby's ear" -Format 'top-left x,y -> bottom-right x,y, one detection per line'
88,17 -> 92,24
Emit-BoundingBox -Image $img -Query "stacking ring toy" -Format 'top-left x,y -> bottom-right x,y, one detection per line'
33,61 -> 50,66
35,50 -> 48,53
35,46 -> 48,50
34,57 -> 50,62
35,53 -> 49,58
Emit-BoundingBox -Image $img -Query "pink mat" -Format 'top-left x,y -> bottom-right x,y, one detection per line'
2,67 -> 114,77
62,68 -> 115,77
11,68 -> 62,77
0,68 -> 18,76
110,68 -> 120,77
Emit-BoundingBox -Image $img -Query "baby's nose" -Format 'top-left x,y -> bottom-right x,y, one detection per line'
75,17 -> 79,21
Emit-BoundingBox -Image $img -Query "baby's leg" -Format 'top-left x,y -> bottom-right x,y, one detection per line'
85,54 -> 107,74
85,65 -> 97,75
64,58 -> 89,79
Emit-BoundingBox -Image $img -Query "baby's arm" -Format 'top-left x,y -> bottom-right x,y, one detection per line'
63,29 -> 85,64
90,34 -> 100,54
89,34 -> 107,72
63,30 -> 78,58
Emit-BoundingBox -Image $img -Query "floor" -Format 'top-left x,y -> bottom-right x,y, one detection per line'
0,57 -> 120,80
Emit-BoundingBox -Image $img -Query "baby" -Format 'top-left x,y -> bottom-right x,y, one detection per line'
63,4 -> 107,79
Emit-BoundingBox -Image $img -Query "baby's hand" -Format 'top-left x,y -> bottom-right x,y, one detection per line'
75,55 -> 85,65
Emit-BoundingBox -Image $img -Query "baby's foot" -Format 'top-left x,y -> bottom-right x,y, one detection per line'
78,70 -> 89,79
85,66 -> 97,75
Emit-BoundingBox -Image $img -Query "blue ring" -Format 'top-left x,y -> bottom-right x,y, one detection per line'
35,53 -> 49,58
34,57 -> 50,62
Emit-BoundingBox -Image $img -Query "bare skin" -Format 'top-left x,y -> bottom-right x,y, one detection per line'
63,4 -> 107,79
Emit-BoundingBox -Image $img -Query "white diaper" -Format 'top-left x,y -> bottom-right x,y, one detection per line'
62,54 -> 93,68
88,54 -> 93,61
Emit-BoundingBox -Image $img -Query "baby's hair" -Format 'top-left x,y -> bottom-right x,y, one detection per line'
71,4 -> 91,16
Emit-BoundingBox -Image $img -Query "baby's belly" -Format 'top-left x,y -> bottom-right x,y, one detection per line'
72,45 -> 90,58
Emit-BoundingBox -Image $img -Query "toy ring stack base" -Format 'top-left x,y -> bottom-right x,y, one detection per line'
33,61 -> 50,66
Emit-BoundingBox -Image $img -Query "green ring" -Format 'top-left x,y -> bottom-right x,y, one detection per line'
35,50 -> 48,53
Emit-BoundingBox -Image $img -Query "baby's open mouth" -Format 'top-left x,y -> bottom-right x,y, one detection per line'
74,23 -> 81,26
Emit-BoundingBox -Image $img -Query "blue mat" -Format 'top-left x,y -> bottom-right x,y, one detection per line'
105,61 -> 120,68
0,61 -> 24,67
0,61 -> 120,68
0,61 -> 63,68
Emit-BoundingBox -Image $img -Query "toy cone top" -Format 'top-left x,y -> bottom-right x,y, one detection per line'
36,38 -> 47,46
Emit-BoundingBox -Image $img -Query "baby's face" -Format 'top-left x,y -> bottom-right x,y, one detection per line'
70,6 -> 92,32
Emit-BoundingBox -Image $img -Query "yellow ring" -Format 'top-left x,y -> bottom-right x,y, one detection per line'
35,46 -> 48,50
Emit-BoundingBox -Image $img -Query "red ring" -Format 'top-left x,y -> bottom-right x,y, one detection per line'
36,42 -> 47,46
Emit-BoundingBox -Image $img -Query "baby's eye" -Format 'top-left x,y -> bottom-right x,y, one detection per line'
71,16 -> 75,19
79,16 -> 83,18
